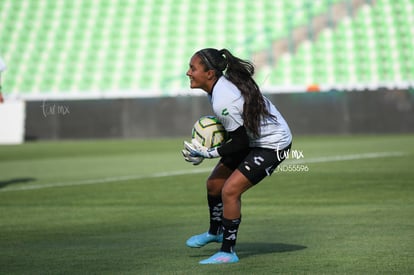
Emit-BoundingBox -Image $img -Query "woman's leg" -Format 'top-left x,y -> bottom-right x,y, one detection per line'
206,162 -> 234,235
186,162 -> 233,248
220,169 -> 253,253
207,162 -> 233,196
221,169 -> 253,219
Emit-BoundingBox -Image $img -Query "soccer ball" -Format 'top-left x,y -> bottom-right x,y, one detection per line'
192,116 -> 228,148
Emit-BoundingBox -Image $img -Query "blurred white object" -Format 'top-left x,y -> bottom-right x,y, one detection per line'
0,101 -> 26,144
0,56 -> 6,72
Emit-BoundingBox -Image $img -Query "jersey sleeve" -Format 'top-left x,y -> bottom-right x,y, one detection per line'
213,103 -> 243,133
217,126 -> 249,156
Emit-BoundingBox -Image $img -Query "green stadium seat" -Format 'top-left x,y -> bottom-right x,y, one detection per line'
1,0 -> 413,96
268,53 -> 292,85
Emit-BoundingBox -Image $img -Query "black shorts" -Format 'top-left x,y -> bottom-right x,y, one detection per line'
220,143 -> 291,185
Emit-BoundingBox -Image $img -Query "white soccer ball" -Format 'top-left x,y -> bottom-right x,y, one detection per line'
192,116 -> 228,148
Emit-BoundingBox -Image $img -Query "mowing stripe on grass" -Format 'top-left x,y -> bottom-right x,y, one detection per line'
0,167 -> 213,192
288,151 -> 406,164
0,151 -> 407,192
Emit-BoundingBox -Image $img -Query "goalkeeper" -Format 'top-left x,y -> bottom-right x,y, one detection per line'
182,48 -> 292,264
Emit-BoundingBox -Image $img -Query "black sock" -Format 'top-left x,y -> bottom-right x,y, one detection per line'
207,195 -> 223,235
220,216 -> 241,253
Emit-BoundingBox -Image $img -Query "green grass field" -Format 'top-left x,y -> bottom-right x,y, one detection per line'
0,135 -> 413,274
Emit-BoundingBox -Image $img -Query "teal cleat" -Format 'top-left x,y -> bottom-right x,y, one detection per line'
186,232 -> 223,248
199,251 -> 239,264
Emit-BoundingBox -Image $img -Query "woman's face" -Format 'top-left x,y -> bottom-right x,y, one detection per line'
186,54 -> 211,92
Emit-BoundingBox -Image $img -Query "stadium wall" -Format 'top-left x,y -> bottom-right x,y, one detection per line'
25,89 -> 414,140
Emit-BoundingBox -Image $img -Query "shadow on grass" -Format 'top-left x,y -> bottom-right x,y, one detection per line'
0,177 -> 36,189
237,242 -> 307,258
189,242 -> 306,258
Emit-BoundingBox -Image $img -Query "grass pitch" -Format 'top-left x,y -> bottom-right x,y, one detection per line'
0,135 -> 413,274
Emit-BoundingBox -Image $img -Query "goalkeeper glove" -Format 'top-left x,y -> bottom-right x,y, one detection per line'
184,139 -> 220,159
182,148 -> 204,165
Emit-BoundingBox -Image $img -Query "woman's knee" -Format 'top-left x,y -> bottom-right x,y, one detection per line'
206,163 -> 233,196
222,170 -> 253,200
221,182 -> 241,201
206,178 -> 223,196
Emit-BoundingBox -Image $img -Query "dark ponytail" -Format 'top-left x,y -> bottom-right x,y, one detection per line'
196,48 -> 274,137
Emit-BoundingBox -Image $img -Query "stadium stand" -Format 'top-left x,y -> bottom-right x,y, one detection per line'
267,0 -> 414,90
0,0 -> 412,99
